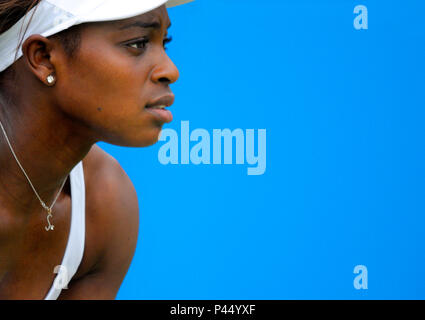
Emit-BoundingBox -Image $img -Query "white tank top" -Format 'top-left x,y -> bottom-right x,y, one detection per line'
44,161 -> 86,300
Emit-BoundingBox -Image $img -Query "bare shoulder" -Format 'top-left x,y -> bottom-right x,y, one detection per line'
59,145 -> 139,299
82,144 -> 139,236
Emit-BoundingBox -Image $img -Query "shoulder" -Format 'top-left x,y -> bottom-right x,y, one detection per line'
60,144 -> 139,299
83,144 -> 139,237
83,144 -> 138,213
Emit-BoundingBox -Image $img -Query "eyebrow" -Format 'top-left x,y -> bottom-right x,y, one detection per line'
119,21 -> 172,30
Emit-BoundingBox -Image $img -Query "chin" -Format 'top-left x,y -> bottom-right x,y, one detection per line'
105,126 -> 163,148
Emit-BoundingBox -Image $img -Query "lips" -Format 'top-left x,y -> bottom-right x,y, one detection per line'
146,94 -> 175,109
145,94 -> 175,123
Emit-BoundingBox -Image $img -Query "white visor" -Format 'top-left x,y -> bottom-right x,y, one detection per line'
0,0 -> 193,73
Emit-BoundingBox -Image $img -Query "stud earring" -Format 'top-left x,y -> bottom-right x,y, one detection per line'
46,74 -> 56,86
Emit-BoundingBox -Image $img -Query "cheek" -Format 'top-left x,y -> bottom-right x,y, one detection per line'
55,47 -> 162,146
58,48 -> 151,123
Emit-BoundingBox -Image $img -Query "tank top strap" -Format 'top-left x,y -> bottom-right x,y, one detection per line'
44,161 -> 86,300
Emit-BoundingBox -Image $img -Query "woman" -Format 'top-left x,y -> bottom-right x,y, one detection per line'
0,0 -> 188,299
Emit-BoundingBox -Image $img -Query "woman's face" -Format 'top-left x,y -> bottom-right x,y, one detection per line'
53,5 -> 179,147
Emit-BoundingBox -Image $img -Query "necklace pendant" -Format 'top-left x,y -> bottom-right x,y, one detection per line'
45,209 -> 54,232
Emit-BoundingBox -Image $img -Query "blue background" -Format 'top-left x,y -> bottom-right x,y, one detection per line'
98,0 -> 425,299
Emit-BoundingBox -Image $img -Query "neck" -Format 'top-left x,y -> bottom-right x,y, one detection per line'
0,93 -> 95,217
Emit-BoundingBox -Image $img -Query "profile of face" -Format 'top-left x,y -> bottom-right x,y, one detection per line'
44,4 -> 180,147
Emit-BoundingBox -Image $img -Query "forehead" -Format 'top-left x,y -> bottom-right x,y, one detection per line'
111,6 -> 171,29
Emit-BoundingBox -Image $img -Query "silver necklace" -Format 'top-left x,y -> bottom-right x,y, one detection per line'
0,120 -> 67,231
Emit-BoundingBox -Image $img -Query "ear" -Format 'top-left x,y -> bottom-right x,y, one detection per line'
21,34 -> 57,86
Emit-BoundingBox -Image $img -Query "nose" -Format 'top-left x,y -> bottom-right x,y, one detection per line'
151,53 -> 180,85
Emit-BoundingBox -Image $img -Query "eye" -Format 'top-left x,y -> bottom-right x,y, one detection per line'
127,38 -> 149,50
124,36 -> 172,52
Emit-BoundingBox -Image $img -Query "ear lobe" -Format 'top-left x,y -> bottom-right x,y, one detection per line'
21,34 -> 56,85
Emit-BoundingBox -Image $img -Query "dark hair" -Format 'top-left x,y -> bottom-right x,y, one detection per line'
0,0 -> 40,34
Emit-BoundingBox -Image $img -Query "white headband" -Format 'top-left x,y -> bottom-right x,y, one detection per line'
0,0 -> 193,73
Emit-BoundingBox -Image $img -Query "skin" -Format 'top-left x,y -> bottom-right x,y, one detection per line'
0,4 -> 179,299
